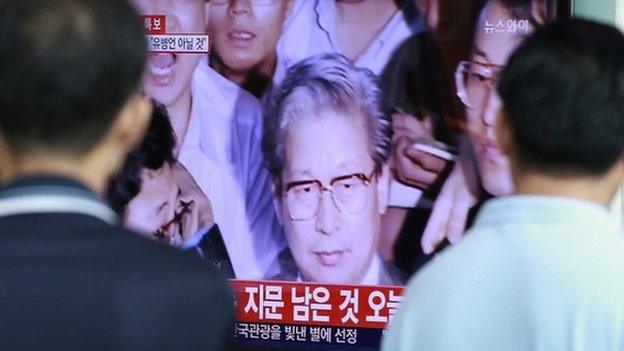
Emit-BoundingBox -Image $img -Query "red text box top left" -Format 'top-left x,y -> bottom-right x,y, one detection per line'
142,15 -> 166,35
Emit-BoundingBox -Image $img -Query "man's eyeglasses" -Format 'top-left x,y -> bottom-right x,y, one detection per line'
283,169 -> 378,221
153,199 -> 193,245
455,61 -> 503,110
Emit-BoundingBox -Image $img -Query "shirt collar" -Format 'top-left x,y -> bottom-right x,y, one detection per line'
314,0 -> 408,60
315,0 -> 339,52
2,175 -> 91,192
187,58 -> 229,163
0,175 -> 118,225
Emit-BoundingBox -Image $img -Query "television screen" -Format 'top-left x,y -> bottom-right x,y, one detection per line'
114,0 -> 572,349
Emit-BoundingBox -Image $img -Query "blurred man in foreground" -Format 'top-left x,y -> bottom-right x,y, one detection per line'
384,19 -> 624,350
0,0 -> 233,349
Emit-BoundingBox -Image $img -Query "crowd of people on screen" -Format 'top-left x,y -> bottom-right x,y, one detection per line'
2,0 -> 624,350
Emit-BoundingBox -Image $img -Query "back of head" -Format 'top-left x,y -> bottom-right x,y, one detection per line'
0,0 -> 146,157
498,18 -> 624,175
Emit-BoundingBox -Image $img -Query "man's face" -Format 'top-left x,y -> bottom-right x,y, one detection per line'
132,0 -> 208,107
465,0 -> 532,196
208,0 -> 291,73
125,161 -> 209,245
278,109 -> 387,284
125,162 -> 182,242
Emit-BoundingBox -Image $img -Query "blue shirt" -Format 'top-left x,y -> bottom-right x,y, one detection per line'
383,195 -> 624,351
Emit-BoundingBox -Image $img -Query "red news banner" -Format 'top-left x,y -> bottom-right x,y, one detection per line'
143,15 -> 166,34
141,15 -> 209,54
231,280 -> 404,329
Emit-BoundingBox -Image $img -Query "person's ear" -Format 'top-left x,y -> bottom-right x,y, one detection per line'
376,164 -> 391,215
496,108 -> 514,159
113,94 -> 152,153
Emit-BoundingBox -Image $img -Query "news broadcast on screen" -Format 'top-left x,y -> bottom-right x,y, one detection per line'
117,0 -> 571,349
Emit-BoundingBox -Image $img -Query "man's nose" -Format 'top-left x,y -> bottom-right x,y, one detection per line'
229,0 -> 252,16
315,191 -> 339,236
482,89 -> 503,128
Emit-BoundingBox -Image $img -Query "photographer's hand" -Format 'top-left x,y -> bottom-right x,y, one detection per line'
391,113 -> 449,190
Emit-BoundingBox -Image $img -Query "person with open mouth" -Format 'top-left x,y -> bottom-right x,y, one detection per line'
208,0 -> 293,98
130,0 -> 287,280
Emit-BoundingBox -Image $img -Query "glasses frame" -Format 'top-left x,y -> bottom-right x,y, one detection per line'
282,168 -> 378,221
455,60 -> 504,110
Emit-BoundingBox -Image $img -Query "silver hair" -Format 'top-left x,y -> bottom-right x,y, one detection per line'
262,53 -> 392,183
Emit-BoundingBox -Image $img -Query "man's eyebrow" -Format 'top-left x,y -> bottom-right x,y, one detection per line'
473,46 -> 490,63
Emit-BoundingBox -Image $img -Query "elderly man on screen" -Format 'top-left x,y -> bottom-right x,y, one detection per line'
263,53 -> 405,286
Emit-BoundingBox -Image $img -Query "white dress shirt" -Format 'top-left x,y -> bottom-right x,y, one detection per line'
276,0 -> 414,81
178,58 -> 286,279
383,195 -> 624,351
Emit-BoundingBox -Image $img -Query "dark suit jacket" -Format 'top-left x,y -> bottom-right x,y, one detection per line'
0,177 -> 233,351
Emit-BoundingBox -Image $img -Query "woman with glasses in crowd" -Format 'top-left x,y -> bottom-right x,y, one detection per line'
417,0 -> 555,256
